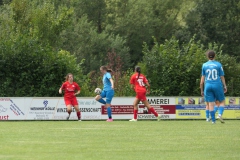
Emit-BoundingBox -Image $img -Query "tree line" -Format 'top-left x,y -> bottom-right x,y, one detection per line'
0,0 -> 240,97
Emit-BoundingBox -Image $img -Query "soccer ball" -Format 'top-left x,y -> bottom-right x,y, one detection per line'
94,88 -> 102,95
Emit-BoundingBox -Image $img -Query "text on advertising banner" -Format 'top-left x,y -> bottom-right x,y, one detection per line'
0,98 -> 26,120
54,98 -> 101,120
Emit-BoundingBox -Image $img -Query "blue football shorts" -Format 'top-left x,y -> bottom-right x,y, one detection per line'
100,89 -> 114,104
204,83 -> 225,102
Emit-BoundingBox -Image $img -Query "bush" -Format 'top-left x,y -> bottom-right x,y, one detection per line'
140,36 -> 240,96
0,35 -> 82,97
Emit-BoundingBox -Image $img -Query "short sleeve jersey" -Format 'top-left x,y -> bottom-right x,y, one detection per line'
130,73 -> 148,92
103,72 -> 113,91
202,60 -> 224,84
61,81 -> 80,98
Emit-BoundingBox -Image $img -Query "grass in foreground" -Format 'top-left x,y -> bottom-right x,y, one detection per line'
0,120 -> 240,160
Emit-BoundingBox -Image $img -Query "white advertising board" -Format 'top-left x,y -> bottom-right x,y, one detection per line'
0,98 -> 26,120
3,97 -> 239,120
0,97 -> 176,120
54,98 -> 101,120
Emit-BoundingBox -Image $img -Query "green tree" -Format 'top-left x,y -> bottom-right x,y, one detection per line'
185,0 -> 240,58
9,0 -> 73,48
72,0 -> 107,33
105,0 -> 183,64
0,0 -> 82,97
140,36 -> 240,96
0,35 -> 82,97
60,15 -> 131,74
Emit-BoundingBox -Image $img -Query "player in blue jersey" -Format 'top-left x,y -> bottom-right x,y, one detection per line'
200,50 -> 227,124
95,66 -> 115,122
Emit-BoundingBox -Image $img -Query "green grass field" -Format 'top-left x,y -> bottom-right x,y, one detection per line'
0,120 -> 240,160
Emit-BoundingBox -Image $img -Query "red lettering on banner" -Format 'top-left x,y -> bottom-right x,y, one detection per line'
0,98 -> 10,101
0,115 -> 9,120
83,115 -> 101,119
101,105 -> 134,114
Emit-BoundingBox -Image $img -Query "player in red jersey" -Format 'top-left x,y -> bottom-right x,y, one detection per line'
129,66 -> 159,121
59,73 -> 81,121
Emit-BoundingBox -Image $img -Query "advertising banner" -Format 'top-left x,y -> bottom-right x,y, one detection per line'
0,98 -> 26,120
175,97 -> 240,119
138,105 -> 176,119
101,97 -> 176,120
176,105 -> 206,119
138,97 -> 176,119
0,97 -> 240,120
101,97 -> 134,119
26,98 -> 58,120
54,98 -> 101,120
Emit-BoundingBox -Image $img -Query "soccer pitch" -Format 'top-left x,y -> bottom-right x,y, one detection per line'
0,121 -> 239,160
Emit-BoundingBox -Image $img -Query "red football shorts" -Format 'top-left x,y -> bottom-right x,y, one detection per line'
64,97 -> 78,106
136,91 -> 147,101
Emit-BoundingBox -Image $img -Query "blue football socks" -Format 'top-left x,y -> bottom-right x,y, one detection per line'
206,110 -> 210,119
214,106 -> 218,114
107,107 -> 112,119
218,106 -> 224,116
98,98 -> 106,104
210,111 -> 215,122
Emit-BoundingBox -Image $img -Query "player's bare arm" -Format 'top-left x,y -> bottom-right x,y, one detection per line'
59,87 -> 62,94
220,76 -> 227,93
200,76 -> 205,96
131,84 -> 135,91
74,90 -> 80,96
146,82 -> 150,94
110,78 -> 114,89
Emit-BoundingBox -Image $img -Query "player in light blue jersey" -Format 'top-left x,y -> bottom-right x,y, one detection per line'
95,66 -> 115,122
200,50 -> 227,124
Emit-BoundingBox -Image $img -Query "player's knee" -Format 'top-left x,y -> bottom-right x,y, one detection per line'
67,107 -> 72,112
105,103 -> 111,108
95,95 -> 101,101
133,101 -> 138,107
105,99 -> 112,105
67,108 -> 72,113
74,106 -> 79,112
133,105 -> 138,110
219,101 -> 225,106
142,100 -> 151,108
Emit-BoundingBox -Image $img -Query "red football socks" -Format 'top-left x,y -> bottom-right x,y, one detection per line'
148,110 -> 151,114
149,107 -> 158,117
134,110 -> 138,119
77,111 -> 81,120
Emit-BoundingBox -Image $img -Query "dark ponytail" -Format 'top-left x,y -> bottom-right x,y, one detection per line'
100,66 -> 112,73
135,66 -> 141,79
107,69 -> 112,73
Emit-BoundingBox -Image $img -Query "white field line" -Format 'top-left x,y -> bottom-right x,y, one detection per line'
50,127 -> 102,130
13,141 -> 67,144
